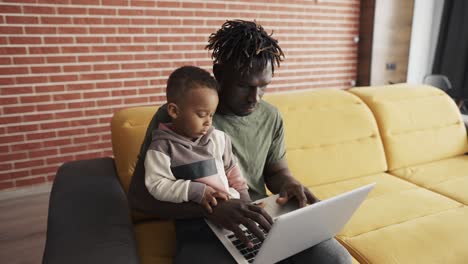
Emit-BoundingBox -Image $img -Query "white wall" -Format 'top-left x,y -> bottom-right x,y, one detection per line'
407,0 -> 445,83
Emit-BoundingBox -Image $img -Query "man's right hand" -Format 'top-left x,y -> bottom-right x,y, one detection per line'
204,199 -> 273,248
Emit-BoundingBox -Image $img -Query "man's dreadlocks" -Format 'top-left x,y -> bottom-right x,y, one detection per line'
206,20 -> 285,76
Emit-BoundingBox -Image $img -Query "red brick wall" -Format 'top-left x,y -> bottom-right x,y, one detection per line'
0,0 -> 359,191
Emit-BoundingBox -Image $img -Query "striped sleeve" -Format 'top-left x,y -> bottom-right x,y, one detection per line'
144,149 -> 193,203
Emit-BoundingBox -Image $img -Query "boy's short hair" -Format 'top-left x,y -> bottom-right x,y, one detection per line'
166,66 -> 219,103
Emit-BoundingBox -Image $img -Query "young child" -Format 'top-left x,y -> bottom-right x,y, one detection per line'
144,66 -> 250,213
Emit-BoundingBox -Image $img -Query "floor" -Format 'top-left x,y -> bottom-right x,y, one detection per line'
0,192 -> 50,264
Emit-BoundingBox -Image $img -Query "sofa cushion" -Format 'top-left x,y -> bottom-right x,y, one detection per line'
349,84 -> 468,170
339,206 -> 468,264
308,172 -> 462,237
111,106 -> 158,192
391,155 -> 468,205
264,89 -> 388,186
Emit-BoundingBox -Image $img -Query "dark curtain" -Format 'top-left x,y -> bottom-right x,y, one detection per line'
433,0 -> 468,100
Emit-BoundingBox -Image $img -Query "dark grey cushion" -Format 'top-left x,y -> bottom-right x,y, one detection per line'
42,157 -> 139,264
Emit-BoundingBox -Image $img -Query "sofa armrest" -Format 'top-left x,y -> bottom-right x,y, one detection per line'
42,157 -> 139,264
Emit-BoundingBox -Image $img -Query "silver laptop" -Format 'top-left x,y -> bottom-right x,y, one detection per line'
206,183 -> 375,264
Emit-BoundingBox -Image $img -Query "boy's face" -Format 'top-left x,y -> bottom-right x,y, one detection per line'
217,62 -> 272,116
169,87 -> 219,139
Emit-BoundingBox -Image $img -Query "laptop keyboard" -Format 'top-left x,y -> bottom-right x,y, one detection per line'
227,226 -> 268,263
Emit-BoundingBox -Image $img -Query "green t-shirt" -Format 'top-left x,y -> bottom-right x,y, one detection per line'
129,100 -> 286,210
213,101 -> 286,199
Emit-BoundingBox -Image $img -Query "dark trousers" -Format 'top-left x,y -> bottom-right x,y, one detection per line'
174,218 -> 352,264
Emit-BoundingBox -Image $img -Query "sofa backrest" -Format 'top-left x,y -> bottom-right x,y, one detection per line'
111,106 -> 158,192
350,84 -> 468,171
264,89 -> 387,186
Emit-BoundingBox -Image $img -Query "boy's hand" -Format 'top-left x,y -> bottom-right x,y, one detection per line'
201,186 -> 229,213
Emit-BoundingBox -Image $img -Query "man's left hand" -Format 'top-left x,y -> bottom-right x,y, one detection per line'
276,180 -> 319,208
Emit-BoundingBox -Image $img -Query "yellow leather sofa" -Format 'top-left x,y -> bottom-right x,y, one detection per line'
47,84 -> 467,264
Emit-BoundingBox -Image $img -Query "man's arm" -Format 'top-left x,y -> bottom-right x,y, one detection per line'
264,159 -> 319,207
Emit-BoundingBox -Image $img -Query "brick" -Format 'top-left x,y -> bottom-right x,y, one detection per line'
15,159 -> 44,169
66,83 -> 94,91
58,27 -> 87,34
0,26 -> 22,34
61,46 -> 90,53
118,9 -> 144,16
36,103 -> 66,112
31,66 -> 61,74
0,170 -> 29,181
29,46 -> 60,54
75,151 -> 103,160
119,45 -> 145,52
41,36 -> 74,44
108,71 -> 134,79
35,84 -> 65,93
71,0 -> 100,5
73,17 -> 102,24
118,27 -> 144,34
43,138 -> 71,148
131,0 -> 156,7
0,134 -> 24,144
54,110 -> 83,119
0,97 -> 18,105
89,27 -> 116,34
0,58 -> 11,65
121,62 -> 146,69
58,128 -> 86,137
0,47 -> 27,55
15,176 -> 46,187
96,81 -> 122,89
85,108 -> 112,116
0,116 -> 21,125
31,165 -> 58,175
23,6 -> 56,14
60,145 -> 88,154
57,7 -> 87,15
106,54 -> 133,61
92,63 -> 119,71
3,105 -> 35,115
73,135 -> 100,144
80,73 -> 107,81
0,66 -> 28,75
23,113 -> 54,122
46,155 -> 73,165
41,16 -> 71,24
102,0 -> 128,6
11,141 -> 42,152
49,74 -> 78,83
7,124 -> 39,134
46,56 -> 76,63
0,5 -> 22,13
88,8 -> 116,16
25,26 -> 57,34
0,163 -> 13,172
86,125 -> 109,134
40,121 -> 69,130
78,55 -> 106,62
76,36 -> 103,43
20,94 -> 51,104
6,16 -> 38,24
63,65 -> 92,72
27,131 -> 56,141
131,18 -> 157,25
14,57 -> 45,64
70,118 -> 98,127
0,152 -> 27,162
103,18 -> 130,25
0,181 -> 14,191
83,91 -> 109,99
68,101 -> 95,109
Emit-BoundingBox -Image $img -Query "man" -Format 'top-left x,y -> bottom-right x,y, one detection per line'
128,20 -> 352,263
